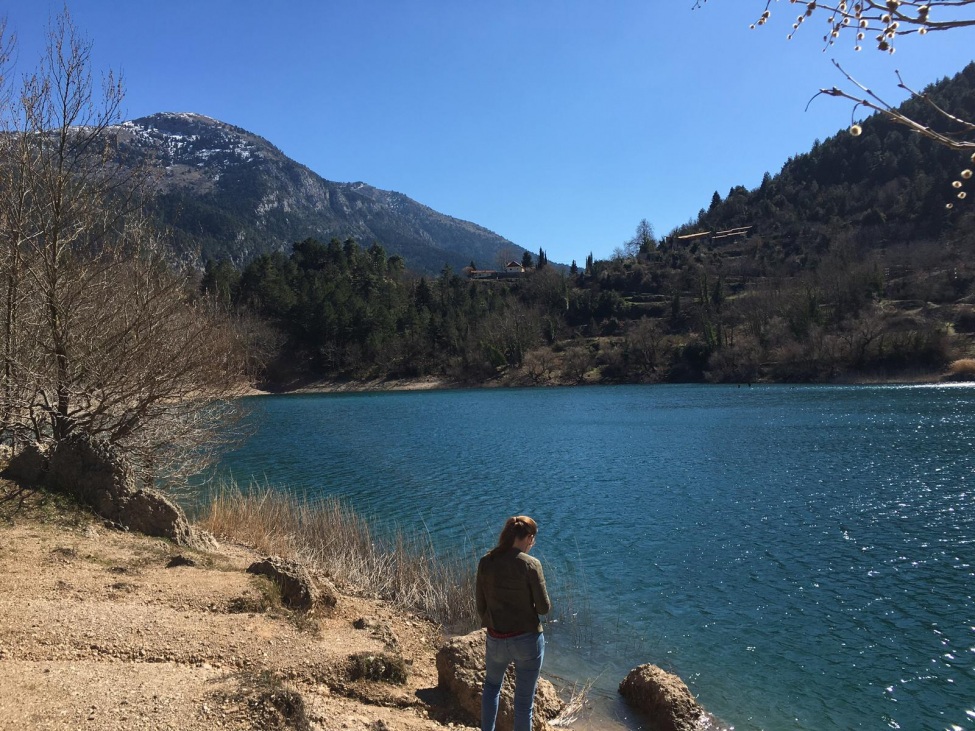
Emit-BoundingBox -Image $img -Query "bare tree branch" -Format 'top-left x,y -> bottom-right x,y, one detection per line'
693,0 -> 975,52
692,0 -> 975,207
806,60 -> 975,153
0,9 -> 248,488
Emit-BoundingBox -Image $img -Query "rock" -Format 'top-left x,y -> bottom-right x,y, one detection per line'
353,617 -> 398,649
3,435 -> 202,548
435,630 -> 563,731
192,529 -> 219,551
618,663 -> 704,731
317,575 -> 339,608
246,556 -> 337,611
2,443 -> 48,485
42,436 -> 197,546
166,555 -> 197,568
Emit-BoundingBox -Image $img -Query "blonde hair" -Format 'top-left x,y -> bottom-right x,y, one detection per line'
487,515 -> 537,559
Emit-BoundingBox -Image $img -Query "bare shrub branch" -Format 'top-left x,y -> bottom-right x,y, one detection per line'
0,9 -> 248,487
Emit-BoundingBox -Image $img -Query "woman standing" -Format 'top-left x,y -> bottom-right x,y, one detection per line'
476,515 -> 552,731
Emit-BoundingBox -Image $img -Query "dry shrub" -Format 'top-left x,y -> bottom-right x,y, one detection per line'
235,670 -> 310,731
550,678 -> 595,727
947,359 -> 975,381
347,651 -> 408,684
197,482 -> 477,629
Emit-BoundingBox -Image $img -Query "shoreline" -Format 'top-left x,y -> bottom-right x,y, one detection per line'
242,370 -> 963,398
0,479 -> 646,731
239,375 -> 457,398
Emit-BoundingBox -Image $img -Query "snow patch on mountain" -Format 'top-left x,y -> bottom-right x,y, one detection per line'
117,115 -> 257,174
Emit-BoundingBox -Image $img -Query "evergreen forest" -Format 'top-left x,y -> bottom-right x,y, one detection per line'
203,63 -> 975,388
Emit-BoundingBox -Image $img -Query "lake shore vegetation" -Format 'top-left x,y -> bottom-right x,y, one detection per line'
0,477 -> 472,731
197,481 -> 478,631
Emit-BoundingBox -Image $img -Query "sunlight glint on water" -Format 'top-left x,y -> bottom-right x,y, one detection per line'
215,384 -> 975,731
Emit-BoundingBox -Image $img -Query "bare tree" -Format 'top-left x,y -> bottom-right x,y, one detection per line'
624,318 -> 666,376
561,344 -> 594,383
624,219 -> 657,258
523,348 -> 555,383
0,11 -> 247,487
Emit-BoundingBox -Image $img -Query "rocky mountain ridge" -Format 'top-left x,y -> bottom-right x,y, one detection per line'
114,112 -> 527,274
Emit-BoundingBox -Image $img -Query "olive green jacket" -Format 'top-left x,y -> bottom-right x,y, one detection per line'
476,548 -> 551,634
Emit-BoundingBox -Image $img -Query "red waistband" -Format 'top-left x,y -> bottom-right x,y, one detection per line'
487,628 -> 525,639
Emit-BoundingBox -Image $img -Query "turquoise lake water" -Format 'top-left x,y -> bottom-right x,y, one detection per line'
213,384 -> 975,731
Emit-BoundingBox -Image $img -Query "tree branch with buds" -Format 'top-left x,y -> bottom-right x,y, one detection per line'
694,1 -> 975,52
693,0 -> 975,204
809,60 -> 975,151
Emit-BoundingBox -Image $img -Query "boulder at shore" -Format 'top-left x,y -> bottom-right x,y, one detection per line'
618,663 -> 704,731
246,556 -> 338,611
3,436 -> 201,548
436,630 -> 563,731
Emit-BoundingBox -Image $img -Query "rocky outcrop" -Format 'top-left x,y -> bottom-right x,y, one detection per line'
246,556 -> 337,612
2,436 -> 201,548
618,663 -> 704,731
3,443 -> 47,485
436,630 -> 563,731
46,436 -> 196,545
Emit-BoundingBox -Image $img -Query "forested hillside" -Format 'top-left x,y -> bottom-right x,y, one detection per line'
206,64 -> 975,388
679,62 -> 975,260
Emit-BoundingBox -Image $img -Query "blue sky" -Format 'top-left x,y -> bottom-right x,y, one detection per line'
4,2 -> 974,265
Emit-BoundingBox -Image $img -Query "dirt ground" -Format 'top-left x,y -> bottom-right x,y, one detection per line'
0,481 -> 474,731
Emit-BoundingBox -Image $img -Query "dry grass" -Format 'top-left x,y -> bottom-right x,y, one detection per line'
550,677 -> 595,727
947,358 -> 975,380
347,651 -> 409,684
196,483 -> 478,630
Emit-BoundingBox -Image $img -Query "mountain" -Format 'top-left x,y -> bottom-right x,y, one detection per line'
112,112 -> 527,274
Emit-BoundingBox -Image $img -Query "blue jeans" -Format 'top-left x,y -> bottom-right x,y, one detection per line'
481,631 -> 545,731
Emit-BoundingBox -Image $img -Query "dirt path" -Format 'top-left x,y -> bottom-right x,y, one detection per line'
0,482 -> 464,731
